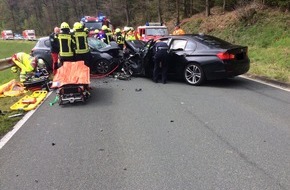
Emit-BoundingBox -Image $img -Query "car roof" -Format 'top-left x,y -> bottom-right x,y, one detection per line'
34,36 -> 50,49
159,34 -> 234,48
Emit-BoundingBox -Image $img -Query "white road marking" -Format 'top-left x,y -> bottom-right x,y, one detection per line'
240,75 -> 290,92
1,76 -> 289,149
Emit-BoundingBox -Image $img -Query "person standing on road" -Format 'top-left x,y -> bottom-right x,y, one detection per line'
172,24 -> 185,35
152,40 -> 169,84
72,22 -> 92,69
114,28 -> 125,50
49,26 -> 60,75
57,22 -> 75,65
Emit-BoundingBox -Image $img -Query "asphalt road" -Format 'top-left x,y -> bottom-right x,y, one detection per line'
0,76 -> 290,190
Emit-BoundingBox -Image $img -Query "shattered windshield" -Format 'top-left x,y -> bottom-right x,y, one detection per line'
88,37 -> 109,49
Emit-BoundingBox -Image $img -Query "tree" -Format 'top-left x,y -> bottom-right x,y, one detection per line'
205,0 -> 211,17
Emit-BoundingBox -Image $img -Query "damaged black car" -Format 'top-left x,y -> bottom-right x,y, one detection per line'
123,34 -> 250,86
31,36 -> 122,74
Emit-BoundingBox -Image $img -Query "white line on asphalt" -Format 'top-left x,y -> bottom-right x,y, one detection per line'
1,76 -> 289,149
240,75 -> 290,92
0,91 -> 52,150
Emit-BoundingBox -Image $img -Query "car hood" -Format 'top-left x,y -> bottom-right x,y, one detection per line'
96,44 -> 120,53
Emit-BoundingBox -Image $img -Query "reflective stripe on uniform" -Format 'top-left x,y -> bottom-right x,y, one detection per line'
74,31 -> 89,54
58,34 -> 74,57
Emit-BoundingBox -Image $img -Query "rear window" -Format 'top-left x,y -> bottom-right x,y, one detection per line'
193,35 -> 232,48
36,38 -> 51,48
44,39 -> 51,48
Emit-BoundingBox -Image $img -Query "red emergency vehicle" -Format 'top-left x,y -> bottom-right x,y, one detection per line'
80,15 -> 113,37
22,30 -> 36,40
137,23 -> 169,41
1,30 -> 14,40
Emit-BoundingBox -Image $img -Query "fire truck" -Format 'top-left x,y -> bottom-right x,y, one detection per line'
137,22 -> 169,41
80,15 -> 113,37
22,30 -> 36,40
1,30 -> 14,40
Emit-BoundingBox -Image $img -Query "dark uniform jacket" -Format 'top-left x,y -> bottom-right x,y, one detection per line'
49,32 -> 60,53
153,41 -> 169,63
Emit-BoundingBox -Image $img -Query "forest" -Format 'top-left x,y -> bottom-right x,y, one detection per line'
0,0 -> 289,36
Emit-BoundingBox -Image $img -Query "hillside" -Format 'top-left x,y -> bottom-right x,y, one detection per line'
173,4 -> 290,84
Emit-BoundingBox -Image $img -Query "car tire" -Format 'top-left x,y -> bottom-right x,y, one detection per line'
184,63 -> 205,86
94,59 -> 111,74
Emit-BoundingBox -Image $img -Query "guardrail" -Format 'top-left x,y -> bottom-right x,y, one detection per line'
0,57 -> 14,71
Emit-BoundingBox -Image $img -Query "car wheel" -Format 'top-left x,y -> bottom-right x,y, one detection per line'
184,63 -> 205,86
94,59 -> 111,74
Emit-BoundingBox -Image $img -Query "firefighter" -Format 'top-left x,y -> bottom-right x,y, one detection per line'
49,26 -> 60,75
72,22 -> 92,69
172,24 -> 185,35
11,52 -> 46,82
101,25 -> 113,44
57,22 -> 75,65
152,40 -> 169,84
114,28 -> 124,49
97,26 -> 107,43
94,29 -> 100,39
133,28 -> 140,40
123,26 -> 131,40
106,27 -> 114,43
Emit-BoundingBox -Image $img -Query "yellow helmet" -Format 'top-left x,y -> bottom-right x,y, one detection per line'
94,29 -> 99,33
73,22 -> 82,30
115,28 -> 121,33
60,22 -> 70,29
101,25 -> 108,30
11,66 -> 18,73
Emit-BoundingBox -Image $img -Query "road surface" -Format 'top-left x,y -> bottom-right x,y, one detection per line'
1,76 -> 290,190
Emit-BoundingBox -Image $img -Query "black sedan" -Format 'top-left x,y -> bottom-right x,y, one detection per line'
31,36 -> 122,74
125,34 -> 250,85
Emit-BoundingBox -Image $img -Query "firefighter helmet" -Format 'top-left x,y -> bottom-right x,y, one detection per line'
73,22 -> 82,30
94,29 -> 99,34
102,25 -> 108,30
115,28 -> 121,33
60,22 -> 70,29
11,66 -> 18,73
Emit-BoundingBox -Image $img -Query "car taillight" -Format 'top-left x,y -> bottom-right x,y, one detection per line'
217,52 -> 235,60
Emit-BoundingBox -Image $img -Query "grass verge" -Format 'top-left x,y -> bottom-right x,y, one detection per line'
0,40 -> 36,138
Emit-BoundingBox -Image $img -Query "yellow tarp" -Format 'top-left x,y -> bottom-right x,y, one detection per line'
0,79 -> 26,97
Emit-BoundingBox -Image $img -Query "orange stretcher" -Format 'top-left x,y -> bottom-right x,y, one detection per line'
52,61 -> 90,105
